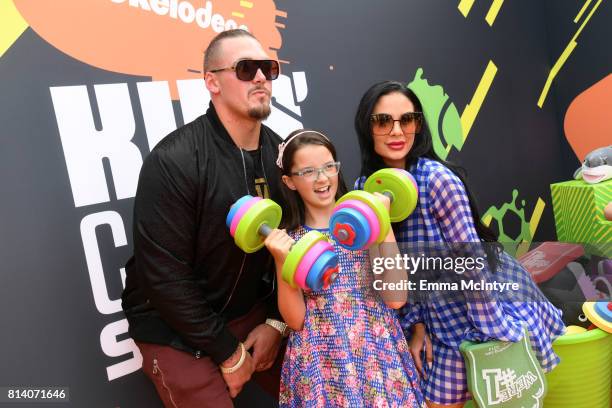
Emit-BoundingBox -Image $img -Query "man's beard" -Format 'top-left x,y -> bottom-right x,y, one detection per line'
248,103 -> 271,120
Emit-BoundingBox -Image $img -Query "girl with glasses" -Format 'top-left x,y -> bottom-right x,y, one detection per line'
263,129 -> 426,407
354,81 -> 565,408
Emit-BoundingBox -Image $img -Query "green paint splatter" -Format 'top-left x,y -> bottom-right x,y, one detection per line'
407,68 -> 464,160
483,189 -> 533,256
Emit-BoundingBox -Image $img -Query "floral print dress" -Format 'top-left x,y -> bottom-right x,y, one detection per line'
279,226 -> 426,408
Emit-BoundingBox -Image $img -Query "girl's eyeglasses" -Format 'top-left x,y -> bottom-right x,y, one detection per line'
290,162 -> 341,180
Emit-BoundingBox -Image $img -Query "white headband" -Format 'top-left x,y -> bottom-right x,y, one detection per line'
276,130 -> 330,169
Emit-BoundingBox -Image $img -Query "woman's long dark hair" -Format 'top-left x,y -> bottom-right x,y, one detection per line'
355,81 -> 501,269
278,130 -> 348,231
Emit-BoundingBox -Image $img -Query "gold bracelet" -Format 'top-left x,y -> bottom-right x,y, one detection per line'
220,342 -> 246,374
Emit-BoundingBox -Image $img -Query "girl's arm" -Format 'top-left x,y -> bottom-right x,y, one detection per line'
369,192 -> 408,309
264,229 -> 306,331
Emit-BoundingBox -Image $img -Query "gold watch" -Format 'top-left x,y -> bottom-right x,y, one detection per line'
265,318 -> 289,337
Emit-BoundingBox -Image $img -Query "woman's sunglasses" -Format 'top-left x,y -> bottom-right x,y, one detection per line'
209,59 -> 280,81
370,112 -> 423,135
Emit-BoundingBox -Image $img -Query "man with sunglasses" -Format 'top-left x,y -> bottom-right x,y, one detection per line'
122,29 -> 287,408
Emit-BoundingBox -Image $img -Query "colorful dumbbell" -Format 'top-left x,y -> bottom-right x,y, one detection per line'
582,301 -> 612,333
226,195 -> 339,291
330,169 -> 418,250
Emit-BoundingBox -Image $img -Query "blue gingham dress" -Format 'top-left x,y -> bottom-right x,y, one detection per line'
356,158 -> 565,405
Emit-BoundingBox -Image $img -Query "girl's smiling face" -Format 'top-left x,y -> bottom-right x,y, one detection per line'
283,144 -> 339,212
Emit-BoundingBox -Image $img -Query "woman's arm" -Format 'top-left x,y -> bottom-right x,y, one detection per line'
264,229 -> 306,330
408,322 -> 433,379
428,166 -> 524,342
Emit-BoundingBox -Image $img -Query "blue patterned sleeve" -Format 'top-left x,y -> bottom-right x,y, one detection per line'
427,166 -> 524,342
397,302 -> 424,336
354,176 -> 366,191
427,167 -> 480,242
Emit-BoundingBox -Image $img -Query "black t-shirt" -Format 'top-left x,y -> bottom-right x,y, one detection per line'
247,148 -> 270,199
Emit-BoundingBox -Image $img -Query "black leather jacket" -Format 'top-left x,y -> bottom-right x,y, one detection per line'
122,103 -> 285,364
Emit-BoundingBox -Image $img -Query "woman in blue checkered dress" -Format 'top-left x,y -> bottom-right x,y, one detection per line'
353,81 -> 565,407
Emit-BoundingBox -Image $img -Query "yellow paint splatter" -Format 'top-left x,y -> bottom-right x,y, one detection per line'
515,241 -> 531,258
0,1 -> 29,59
516,198 -> 545,260
528,198 -> 546,238
458,0 -> 476,17
458,0 -> 505,26
574,0 -> 592,23
485,0 -> 505,26
538,0 -> 602,108
460,60 -> 497,142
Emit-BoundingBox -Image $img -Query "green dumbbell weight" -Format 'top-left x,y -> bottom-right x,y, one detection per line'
227,195 -> 339,291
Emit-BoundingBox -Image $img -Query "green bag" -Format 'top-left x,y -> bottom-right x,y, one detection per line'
459,326 -> 547,408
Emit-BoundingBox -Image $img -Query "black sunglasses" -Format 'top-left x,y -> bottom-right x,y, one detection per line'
370,112 -> 423,135
209,59 -> 280,81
